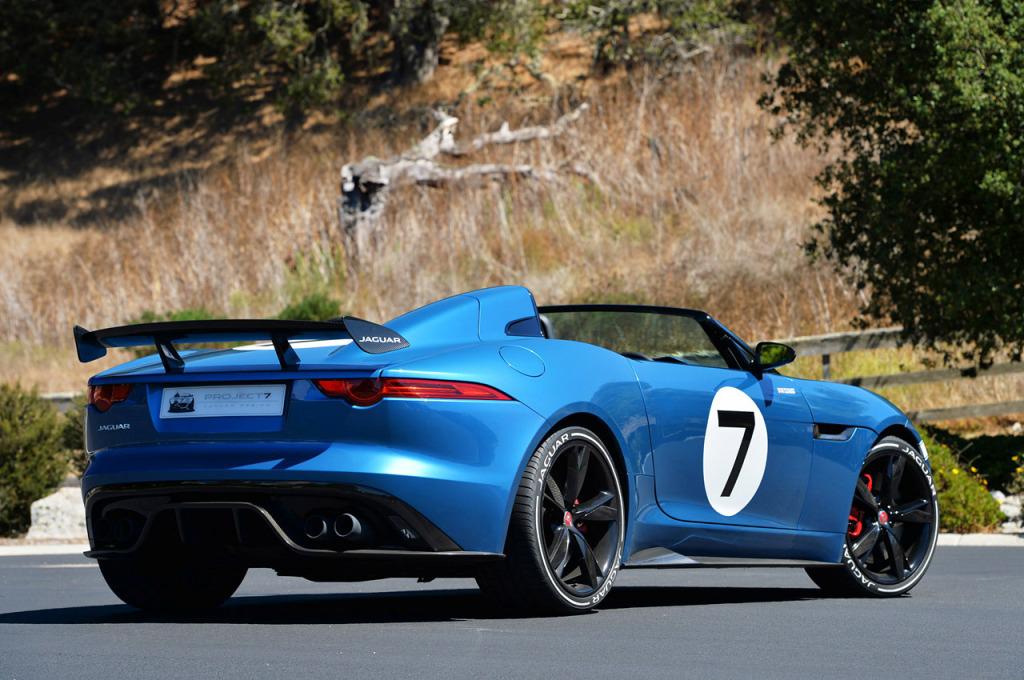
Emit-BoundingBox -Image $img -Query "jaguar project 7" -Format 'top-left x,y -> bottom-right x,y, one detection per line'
74,286 -> 938,612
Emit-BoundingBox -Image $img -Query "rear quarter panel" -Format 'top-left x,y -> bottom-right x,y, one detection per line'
383,337 -> 653,556
384,337 -> 653,478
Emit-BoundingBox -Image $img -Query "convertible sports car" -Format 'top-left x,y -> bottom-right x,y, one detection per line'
74,286 -> 938,613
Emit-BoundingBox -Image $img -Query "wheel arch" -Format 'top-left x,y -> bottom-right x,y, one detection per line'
545,412 -> 631,518
500,411 -> 633,549
874,423 -> 924,457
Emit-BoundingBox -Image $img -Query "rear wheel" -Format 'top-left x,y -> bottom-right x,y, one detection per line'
477,426 -> 626,613
806,436 -> 938,597
99,553 -> 247,612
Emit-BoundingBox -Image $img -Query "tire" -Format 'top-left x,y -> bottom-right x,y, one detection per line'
477,426 -> 626,614
99,553 -> 247,612
806,436 -> 939,597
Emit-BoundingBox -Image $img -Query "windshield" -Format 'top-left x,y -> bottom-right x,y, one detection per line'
539,307 -> 730,368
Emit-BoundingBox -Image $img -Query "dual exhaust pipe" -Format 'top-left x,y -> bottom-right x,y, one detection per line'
303,513 -> 362,541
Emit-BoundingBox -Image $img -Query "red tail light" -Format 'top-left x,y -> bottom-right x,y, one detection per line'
88,384 -> 132,412
313,378 -> 511,406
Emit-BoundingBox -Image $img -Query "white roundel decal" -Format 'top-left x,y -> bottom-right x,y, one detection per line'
702,386 -> 768,516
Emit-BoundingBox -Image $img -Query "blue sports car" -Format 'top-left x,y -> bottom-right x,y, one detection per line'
74,286 -> 938,613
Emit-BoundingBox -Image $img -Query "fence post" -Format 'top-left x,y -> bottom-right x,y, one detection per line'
822,353 -> 831,380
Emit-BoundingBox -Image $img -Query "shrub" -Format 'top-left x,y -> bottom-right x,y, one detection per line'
1007,455 -> 1024,497
922,430 -> 1004,533
61,395 -> 90,477
925,428 -> 1023,493
278,293 -> 342,321
0,385 -> 68,536
131,308 -> 216,324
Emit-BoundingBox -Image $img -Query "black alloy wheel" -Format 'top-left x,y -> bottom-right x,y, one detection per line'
538,438 -> 622,598
807,436 -> 939,596
476,426 -> 626,613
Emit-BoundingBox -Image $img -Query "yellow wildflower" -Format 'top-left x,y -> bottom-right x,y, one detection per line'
1017,466 -> 1024,474
970,466 -> 977,473
952,468 -> 960,475
1012,455 -> 1020,462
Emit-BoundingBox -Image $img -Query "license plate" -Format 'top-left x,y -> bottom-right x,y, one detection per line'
159,384 -> 286,419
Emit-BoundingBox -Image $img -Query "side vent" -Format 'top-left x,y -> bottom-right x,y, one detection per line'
813,423 -> 856,442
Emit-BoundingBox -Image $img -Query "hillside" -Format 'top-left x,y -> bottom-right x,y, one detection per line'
1,39 -> 1021,424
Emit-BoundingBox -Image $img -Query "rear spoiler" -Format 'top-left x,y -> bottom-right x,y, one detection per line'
73,317 -> 409,372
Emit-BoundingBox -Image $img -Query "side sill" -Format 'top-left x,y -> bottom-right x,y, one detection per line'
624,547 -> 838,569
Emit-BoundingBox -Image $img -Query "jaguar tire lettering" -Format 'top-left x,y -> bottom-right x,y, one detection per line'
841,544 -> 877,590
536,432 -> 571,495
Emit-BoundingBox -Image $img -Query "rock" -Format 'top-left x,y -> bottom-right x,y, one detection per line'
991,490 -> 1007,502
1011,421 -> 1022,434
25,484 -> 86,541
1000,503 -> 1021,521
1001,520 -> 1023,534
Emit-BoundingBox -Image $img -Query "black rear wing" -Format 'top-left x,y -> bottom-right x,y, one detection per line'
73,317 -> 409,372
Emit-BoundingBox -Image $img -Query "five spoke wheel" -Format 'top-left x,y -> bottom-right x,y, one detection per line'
477,426 -> 625,612
807,436 -> 939,596
540,442 -> 621,594
847,448 -> 935,585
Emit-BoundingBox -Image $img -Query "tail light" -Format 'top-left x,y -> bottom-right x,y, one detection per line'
313,378 -> 511,407
88,384 -> 132,413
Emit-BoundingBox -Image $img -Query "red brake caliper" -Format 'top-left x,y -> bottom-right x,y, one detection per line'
847,473 -> 873,538
573,498 -> 586,533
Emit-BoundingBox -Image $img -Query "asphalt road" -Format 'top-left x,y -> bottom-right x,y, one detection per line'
0,548 -> 1021,680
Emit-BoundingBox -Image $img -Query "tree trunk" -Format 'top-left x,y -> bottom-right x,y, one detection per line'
390,0 -> 449,84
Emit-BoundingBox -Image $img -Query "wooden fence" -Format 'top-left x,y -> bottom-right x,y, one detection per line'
42,327 -> 1024,424
779,327 -> 1024,422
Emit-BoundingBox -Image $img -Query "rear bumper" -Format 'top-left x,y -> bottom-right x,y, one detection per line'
84,482 -> 503,578
81,401 -> 547,554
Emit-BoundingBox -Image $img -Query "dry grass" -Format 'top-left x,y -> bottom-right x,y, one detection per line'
3,59 -> 841,339
1,55 -> 1019,420
782,348 -> 1024,415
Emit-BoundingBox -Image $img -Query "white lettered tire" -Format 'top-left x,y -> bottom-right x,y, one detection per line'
806,436 -> 939,597
476,426 -> 626,613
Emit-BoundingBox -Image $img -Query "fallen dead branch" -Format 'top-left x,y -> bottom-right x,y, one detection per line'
338,104 -> 594,255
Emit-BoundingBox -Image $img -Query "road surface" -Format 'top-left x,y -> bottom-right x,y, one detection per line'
0,547 -> 1020,679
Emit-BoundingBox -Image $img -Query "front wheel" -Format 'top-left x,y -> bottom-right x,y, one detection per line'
99,553 -> 247,612
806,436 -> 939,597
477,426 -> 626,613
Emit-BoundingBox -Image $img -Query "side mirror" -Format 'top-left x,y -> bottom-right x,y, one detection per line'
754,341 -> 796,372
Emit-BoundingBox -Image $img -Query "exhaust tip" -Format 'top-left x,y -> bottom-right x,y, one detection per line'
333,513 -> 362,539
303,515 -> 329,540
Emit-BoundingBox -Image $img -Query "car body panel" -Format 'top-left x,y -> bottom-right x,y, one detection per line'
796,379 -> 919,443
634,362 -> 815,530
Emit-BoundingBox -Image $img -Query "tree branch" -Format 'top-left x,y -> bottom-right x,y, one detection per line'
338,104 -> 595,254
448,103 -> 590,156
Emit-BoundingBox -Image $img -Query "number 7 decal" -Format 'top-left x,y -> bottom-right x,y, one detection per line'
703,387 -> 768,516
716,410 -> 755,497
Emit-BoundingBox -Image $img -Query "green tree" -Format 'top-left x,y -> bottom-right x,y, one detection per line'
561,0 -> 744,70
763,0 -> 1024,361
190,0 -> 370,117
0,0 -> 171,111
